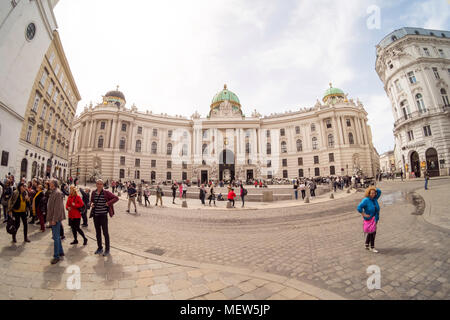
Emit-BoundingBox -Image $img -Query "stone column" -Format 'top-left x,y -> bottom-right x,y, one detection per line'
332,116 -> 341,146
87,119 -> 94,148
252,128 -> 257,162
319,120 -> 327,149
107,119 -> 113,148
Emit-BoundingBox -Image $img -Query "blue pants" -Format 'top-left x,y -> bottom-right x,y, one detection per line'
425,179 -> 428,190
51,221 -> 64,259
294,190 -> 298,200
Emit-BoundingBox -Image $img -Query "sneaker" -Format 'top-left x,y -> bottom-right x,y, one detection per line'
126,210 -> 130,213
70,240 -> 78,245
24,238 -> 31,243
103,250 -> 110,256
59,253 -> 65,257
81,224 -> 88,228
51,258 -> 60,265
370,248 -> 379,253
95,248 -> 103,255
83,238 -> 88,246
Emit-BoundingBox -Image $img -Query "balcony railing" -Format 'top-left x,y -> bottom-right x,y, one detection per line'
394,109 -> 432,128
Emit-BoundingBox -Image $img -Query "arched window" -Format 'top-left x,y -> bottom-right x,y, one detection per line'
328,134 -> 334,148
119,137 -> 126,150
167,143 -> 172,155
182,144 -> 188,156
135,140 -> 142,152
151,142 -> 157,154
98,136 -> 104,148
281,141 -> 287,153
400,100 -> 410,119
312,137 -> 318,150
202,143 -> 208,155
441,88 -> 450,106
245,142 -> 251,154
311,124 -> 316,132
266,143 -> 271,155
296,139 -> 302,152
349,133 -> 355,145
415,93 -> 425,112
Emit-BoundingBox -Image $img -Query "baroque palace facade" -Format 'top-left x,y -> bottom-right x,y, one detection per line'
376,27 -> 450,177
69,85 -> 379,184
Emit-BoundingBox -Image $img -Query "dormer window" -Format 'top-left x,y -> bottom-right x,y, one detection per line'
391,35 -> 397,41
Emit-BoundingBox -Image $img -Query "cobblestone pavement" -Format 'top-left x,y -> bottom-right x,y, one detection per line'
93,178 -> 450,300
1,178 -> 449,300
0,224 -> 324,300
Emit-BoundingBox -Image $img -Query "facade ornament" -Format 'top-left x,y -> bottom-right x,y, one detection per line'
251,109 -> 261,118
191,111 -> 201,119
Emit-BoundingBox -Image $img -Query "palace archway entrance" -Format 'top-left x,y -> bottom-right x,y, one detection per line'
425,148 -> 440,177
410,151 -> 421,178
20,158 -> 28,179
219,149 -> 235,182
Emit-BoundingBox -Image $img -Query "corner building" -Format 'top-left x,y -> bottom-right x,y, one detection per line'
69,85 -> 379,184
375,27 -> 450,177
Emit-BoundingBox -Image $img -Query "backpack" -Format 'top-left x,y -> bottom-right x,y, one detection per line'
243,188 -> 248,196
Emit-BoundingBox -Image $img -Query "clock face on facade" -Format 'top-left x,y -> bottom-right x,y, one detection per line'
26,23 -> 36,41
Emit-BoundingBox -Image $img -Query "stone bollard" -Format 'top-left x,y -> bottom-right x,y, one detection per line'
226,201 -> 232,208
182,200 -> 188,208
330,193 -> 334,199
304,196 -> 310,203
118,192 -> 121,197
347,188 -> 351,194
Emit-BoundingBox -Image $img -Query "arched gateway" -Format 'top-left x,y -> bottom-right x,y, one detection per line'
219,149 -> 235,182
425,148 -> 439,177
410,151 -> 421,178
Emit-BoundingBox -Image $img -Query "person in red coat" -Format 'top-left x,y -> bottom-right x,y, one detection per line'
227,188 -> 236,208
66,186 -> 88,245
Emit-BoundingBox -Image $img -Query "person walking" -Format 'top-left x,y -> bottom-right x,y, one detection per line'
293,181 -> 298,200
66,186 -> 88,246
199,184 -> 206,205
400,169 -> 403,182
1,180 -> 13,223
182,182 -> 187,199
424,170 -> 430,190
7,182 -> 31,243
179,182 -> 183,200
357,186 -> 382,253
227,188 -> 236,208
79,187 -> 90,227
310,181 -> 316,197
240,185 -> 247,207
155,185 -> 163,207
144,185 -> 151,206
171,183 -> 177,204
126,183 -> 138,214
90,179 -> 119,256
32,184 -> 46,232
46,179 -> 66,264
299,181 -> 306,199
208,185 -> 216,206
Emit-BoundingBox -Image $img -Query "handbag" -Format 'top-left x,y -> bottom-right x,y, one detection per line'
363,216 -> 377,234
6,216 -> 16,235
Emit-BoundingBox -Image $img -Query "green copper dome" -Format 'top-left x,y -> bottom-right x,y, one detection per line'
211,84 -> 241,107
323,83 -> 345,103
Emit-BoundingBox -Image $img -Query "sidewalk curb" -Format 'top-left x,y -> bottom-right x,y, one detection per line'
84,231 -> 346,300
414,186 -> 450,233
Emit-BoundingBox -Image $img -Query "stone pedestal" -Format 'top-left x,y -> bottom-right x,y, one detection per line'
262,190 -> 273,202
304,196 -> 310,203
182,200 -> 188,208
330,193 -> 334,199
226,201 -> 233,208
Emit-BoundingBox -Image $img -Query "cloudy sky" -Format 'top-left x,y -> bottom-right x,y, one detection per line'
53,0 -> 450,155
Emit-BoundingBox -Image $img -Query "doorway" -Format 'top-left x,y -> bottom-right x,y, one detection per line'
425,148 -> 440,177
201,170 -> 208,184
20,158 -> 28,179
410,151 -> 421,178
246,169 -> 254,181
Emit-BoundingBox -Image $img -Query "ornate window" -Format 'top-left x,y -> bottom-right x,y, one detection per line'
280,129 -> 285,136
348,133 -> 355,145
432,67 -> 440,79
415,93 -> 426,112
296,139 -> 302,152
26,125 -> 33,142
135,140 -> 142,152
281,141 -> 287,153
311,124 -> 316,132
312,137 -> 318,150
182,144 -> 188,156
32,92 -> 41,112
266,130 -> 270,138
266,143 -> 271,155
328,134 -> 334,148
408,71 -> 416,84
167,143 -> 172,155
245,142 -> 251,154
151,142 -> 157,154
202,143 -> 208,155
441,88 -> 450,106
98,136 -> 104,148
295,126 -> 300,135
119,137 -> 126,150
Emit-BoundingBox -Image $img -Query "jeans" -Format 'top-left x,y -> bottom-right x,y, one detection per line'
209,195 -> 215,205
241,196 -> 245,207
94,214 -> 109,251
51,221 -> 64,259
301,190 -> 306,199
294,190 -> 298,200
200,196 -> 205,205
12,211 -> 28,240
228,199 -> 235,207
145,195 -> 150,206
81,208 -> 88,226
182,190 -> 187,199
425,179 -> 428,190
155,195 -> 163,206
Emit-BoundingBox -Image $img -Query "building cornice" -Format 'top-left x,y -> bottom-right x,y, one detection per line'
0,100 -> 25,121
